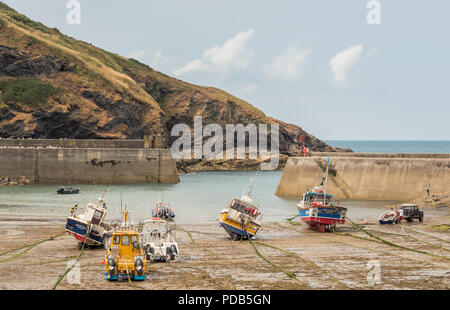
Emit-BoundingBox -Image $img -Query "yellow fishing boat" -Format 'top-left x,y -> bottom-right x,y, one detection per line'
104,209 -> 147,281
219,195 -> 263,240
219,171 -> 263,240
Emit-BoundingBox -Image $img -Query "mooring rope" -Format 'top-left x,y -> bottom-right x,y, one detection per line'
302,196 -> 450,261
177,227 -> 220,259
167,262 -> 227,289
0,231 -> 65,263
33,256 -> 78,266
366,228 -> 450,252
286,214 -> 299,223
124,259 -> 146,290
340,217 -> 449,260
247,237 -> 304,286
283,220 -> 437,265
407,228 -> 450,244
254,241 -> 349,289
51,222 -> 92,290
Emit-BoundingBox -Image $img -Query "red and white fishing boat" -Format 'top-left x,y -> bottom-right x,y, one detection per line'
297,158 -> 347,232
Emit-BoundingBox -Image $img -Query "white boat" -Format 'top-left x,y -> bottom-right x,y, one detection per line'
140,218 -> 179,262
65,189 -> 112,247
378,210 -> 398,224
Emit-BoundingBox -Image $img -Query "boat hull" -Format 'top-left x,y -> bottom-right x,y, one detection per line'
65,217 -> 104,246
219,212 -> 259,239
297,206 -> 346,231
379,220 -> 395,225
378,211 -> 397,225
104,272 -> 145,281
57,189 -> 80,194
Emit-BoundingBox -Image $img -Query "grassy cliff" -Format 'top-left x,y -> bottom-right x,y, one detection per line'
0,2 -> 342,154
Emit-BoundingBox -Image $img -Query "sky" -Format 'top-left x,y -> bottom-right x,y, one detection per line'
2,0 -> 450,140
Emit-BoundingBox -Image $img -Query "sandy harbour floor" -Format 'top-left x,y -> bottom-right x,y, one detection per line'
0,207 -> 449,290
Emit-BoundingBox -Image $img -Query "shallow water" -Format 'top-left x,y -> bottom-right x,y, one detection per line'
0,171 -> 398,223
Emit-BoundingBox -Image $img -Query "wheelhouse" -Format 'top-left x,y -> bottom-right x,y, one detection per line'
230,199 -> 259,217
302,192 -> 334,205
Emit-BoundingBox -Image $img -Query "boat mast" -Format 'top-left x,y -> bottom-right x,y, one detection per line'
101,186 -> 109,199
323,158 -> 330,204
245,169 -> 261,198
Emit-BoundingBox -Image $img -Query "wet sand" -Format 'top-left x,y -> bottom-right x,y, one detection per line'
0,207 -> 449,290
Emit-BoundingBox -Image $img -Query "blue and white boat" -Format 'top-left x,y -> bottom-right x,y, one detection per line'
378,210 -> 398,224
65,190 -> 111,247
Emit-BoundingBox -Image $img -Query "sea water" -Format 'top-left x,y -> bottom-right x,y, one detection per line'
0,171 -> 397,223
325,140 -> 450,154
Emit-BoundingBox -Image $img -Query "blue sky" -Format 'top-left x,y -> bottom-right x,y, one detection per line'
3,0 -> 449,140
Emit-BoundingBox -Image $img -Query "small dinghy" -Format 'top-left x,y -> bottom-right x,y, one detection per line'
378,210 -> 398,225
57,186 -> 80,195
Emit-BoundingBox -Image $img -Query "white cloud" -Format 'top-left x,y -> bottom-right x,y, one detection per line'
329,45 -> 363,84
128,49 -> 170,71
174,29 -> 255,77
264,47 -> 311,82
173,59 -> 212,76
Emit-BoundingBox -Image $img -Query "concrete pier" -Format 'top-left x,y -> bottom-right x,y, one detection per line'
276,153 -> 450,201
0,140 -> 179,184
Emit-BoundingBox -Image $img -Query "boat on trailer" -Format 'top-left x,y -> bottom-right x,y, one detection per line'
297,158 -> 347,232
378,210 -> 398,224
65,189 -> 111,248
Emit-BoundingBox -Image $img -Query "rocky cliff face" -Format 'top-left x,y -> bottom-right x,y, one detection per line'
0,2 -> 349,155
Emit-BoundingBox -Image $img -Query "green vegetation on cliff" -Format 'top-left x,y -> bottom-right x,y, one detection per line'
0,78 -> 60,108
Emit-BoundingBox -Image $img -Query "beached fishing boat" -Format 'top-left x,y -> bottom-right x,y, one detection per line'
57,186 -> 80,194
297,158 -> 347,232
104,209 -> 146,281
219,171 -> 263,240
65,189 -> 111,247
152,201 -> 175,220
141,218 -> 179,262
378,210 -> 398,224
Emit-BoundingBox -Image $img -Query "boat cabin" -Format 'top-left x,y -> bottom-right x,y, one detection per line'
303,192 -> 334,205
142,219 -> 176,244
109,231 -> 142,258
79,202 -> 106,225
230,198 -> 259,217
